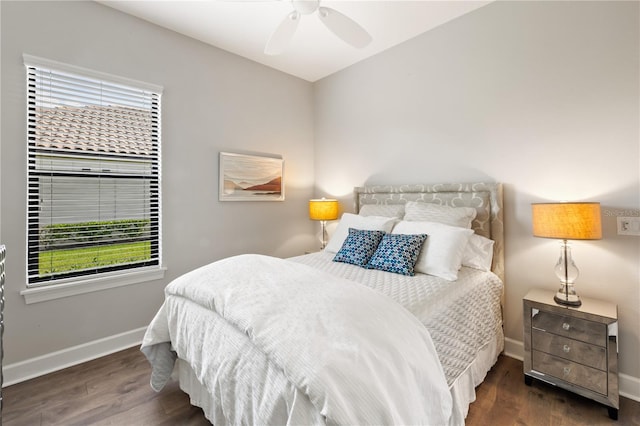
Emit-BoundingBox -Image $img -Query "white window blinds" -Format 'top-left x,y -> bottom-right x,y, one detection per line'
25,56 -> 162,285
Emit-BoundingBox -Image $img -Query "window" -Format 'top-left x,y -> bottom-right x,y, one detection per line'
24,56 -> 162,291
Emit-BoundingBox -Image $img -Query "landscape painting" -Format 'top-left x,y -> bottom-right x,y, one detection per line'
219,152 -> 284,201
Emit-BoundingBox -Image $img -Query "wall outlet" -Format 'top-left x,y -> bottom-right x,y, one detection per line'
617,216 -> 640,236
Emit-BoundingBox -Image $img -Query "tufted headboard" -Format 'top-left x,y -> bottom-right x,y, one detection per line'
354,183 -> 504,282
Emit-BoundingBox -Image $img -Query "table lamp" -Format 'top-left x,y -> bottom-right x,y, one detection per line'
531,202 -> 602,307
309,198 -> 338,249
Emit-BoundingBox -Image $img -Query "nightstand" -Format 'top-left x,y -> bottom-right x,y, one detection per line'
523,289 -> 619,420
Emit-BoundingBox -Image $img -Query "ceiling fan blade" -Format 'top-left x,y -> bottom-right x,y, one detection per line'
264,10 -> 300,55
317,6 -> 371,48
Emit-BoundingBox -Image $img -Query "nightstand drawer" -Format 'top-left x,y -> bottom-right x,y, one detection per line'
532,310 -> 606,346
532,329 -> 606,370
532,350 -> 607,395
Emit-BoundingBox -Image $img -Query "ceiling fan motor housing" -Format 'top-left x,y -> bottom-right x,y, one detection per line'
292,0 -> 320,15
265,0 -> 371,55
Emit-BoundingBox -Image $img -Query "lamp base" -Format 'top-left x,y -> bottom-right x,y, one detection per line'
553,243 -> 581,307
554,290 -> 582,307
320,220 -> 327,250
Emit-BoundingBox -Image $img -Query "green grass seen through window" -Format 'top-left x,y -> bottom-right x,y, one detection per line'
39,241 -> 151,275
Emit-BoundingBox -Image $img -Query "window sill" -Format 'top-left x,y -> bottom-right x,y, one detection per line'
21,266 -> 166,304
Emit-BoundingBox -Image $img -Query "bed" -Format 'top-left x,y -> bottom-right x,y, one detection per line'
142,182 -> 505,425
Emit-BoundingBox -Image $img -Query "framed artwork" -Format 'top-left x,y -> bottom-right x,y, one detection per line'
219,152 -> 285,201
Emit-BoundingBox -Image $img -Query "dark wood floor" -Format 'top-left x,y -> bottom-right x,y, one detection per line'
466,357 -> 640,426
3,346 -> 639,425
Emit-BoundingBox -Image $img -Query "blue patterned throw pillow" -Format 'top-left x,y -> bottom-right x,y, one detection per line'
367,233 -> 428,276
333,228 -> 385,266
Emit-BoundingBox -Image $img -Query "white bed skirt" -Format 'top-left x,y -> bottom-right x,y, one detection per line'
174,325 -> 504,426
448,325 -> 504,424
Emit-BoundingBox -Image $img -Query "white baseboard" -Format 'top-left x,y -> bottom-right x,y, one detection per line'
620,373 -> 640,403
502,337 -> 640,402
504,336 -> 524,361
3,326 -> 146,387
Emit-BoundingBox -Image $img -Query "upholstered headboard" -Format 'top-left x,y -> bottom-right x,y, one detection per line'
354,183 -> 504,281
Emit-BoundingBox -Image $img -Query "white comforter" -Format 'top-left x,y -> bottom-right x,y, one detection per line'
142,254 -> 452,425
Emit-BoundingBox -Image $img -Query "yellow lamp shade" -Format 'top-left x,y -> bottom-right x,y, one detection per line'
309,199 -> 339,221
532,202 -> 602,240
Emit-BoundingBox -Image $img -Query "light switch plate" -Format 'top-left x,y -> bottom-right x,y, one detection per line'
617,216 -> 640,236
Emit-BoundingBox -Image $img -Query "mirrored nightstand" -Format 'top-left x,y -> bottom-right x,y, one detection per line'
523,289 -> 619,420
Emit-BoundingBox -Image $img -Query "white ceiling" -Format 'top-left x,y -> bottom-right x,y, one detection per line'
98,1 -> 491,82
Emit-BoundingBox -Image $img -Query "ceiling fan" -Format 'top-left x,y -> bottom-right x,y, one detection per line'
264,0 -> 372,55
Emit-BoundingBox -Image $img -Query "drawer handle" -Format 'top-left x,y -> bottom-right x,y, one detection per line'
562,323 -> 571,331
563,367 -> 571,376
563,345 -> 571,353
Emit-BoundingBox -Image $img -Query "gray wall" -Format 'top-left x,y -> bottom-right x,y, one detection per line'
314,1 -> 640,380
0,1 -> 315,364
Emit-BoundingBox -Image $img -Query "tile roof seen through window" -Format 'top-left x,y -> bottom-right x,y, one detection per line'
34,105 -> 154,156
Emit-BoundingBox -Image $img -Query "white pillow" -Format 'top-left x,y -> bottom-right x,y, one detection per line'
403,201 -> 477,228
462,234 -> 495,272
392,220 -> 473,281
359,204 -> 405,218
324,213 -> 397,253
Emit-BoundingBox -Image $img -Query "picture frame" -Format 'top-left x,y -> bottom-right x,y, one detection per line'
219,152 -> 285,201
